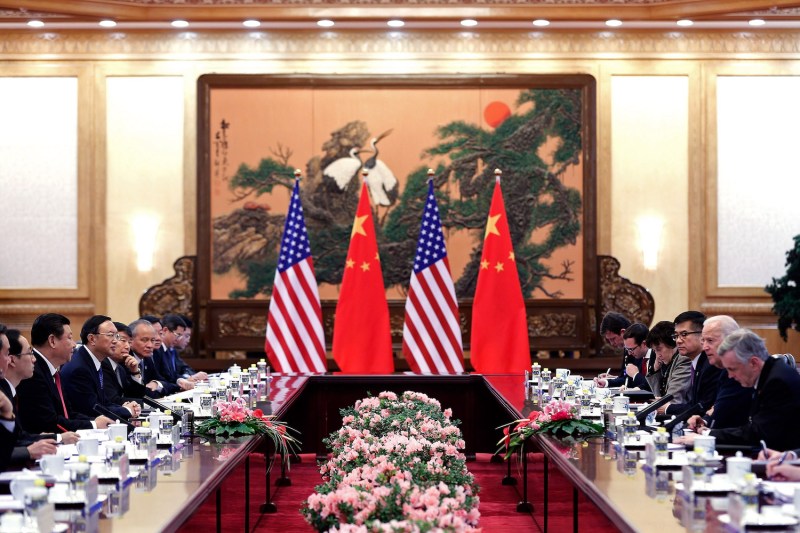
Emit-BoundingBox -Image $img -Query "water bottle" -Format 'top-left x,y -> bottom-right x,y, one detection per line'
741,473 -> 759,515
653,426 -> 669,461
623,412 -> 638,444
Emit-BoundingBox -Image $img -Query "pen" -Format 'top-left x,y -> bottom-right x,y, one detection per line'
605,368 -> 611,378
777,451 -> 789,466
57,424 -> 68,433
760,439 -> 769,458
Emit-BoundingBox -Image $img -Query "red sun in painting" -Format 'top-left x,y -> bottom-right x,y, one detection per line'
484,101 -> 511,128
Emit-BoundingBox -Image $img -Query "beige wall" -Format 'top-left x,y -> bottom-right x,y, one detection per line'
0,30 -> 798,354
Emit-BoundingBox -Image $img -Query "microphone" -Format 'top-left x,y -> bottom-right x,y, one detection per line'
663,402 -> 705,435
94,404 -> 135,432
635,393 -> 674,428
140,396 -> 182,423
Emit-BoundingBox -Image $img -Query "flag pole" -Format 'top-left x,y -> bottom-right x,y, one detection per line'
494,167 -> 502,184
294,168 -> 302,181
427,168 -> 434,183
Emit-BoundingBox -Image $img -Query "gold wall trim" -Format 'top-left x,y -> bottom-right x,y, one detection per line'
4,30 -> 800,60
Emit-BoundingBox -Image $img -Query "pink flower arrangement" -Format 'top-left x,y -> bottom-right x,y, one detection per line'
303,391 -> 480,532
195,398 -> 299,459
497,400 -> 603,460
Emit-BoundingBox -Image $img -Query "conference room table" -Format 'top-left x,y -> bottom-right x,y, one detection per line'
56,372 -> 745,532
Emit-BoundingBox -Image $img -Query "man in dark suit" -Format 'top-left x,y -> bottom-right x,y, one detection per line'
16,313 -> 113,434
61,315 -> 141,421
2,328 -> 67,466
129,319 -> 179,397
152,314 -> 197,390
662,311 -> 721,416
686,315 -> 752,430
102,322 -> 155,404
596,323 -> 652,390
596,312 -> 631,382
681,328 -> 800,450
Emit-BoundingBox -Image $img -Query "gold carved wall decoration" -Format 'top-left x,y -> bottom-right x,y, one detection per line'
217,312 -> 266,337
598,255 -> 655,327
138,256 -> 196,319
528,313 -> 577,337
3,31 -> 800,60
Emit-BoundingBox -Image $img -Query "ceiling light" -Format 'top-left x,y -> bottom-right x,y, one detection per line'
460,19 -> 478,27
171,20 -> 189,28
317,19 -> 334,27
532,19 -> 550,27
387,20 -> 405,28
749,19 -> 766,26
243,20 -> 261,28
99,20 -> 117,28
605,19 -> 623,27
26,20 -> 44,28
676,19 -> 693,27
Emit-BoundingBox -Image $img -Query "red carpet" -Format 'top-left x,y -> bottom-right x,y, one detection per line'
178,452 -> 620,532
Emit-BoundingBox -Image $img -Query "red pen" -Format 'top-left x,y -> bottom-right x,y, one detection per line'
57,424 -> 68,433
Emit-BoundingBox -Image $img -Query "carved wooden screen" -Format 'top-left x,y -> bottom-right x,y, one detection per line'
196,74 -> 597,362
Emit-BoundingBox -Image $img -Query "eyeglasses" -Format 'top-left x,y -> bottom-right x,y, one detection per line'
624,345 -> 641,354
94,332 -> 121,341
671,330 -> 702,341
137,337 -> 160,344
14,350 -> 35,358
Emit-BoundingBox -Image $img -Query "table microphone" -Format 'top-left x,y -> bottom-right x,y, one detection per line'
141,396 -> 182,423
663,402 -> 706,436
94,404 -> 135,432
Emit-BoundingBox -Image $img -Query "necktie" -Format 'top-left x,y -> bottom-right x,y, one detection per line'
115,365 -> 125,387
98,367 -> 104,391
169,349 -> 177,375
53,372 -> 69,419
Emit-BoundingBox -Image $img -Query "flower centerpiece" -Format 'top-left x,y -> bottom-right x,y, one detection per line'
303,391 -> 480,532
497,399 -> 604,459
195,397 -> 299,456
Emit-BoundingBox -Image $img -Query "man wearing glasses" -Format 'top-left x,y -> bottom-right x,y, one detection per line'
61,315 -> 141,420
17,314 -> 113,433
595,323 -> 652,390
152,314 -> 196,391
662,310 -> 722,416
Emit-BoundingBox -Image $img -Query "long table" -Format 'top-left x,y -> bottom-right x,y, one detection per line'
90,373 -> 691,532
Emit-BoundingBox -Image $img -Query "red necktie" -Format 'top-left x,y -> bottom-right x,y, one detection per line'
54,372 -> 69,419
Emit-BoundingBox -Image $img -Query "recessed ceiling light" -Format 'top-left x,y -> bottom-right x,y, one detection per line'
27,20 -> 44,28
749,19 -> 766,26
171,20 -> 189,28
99,20 -> 117,28
460,19 -> 478,27
243,20 -> 261,28
317,19 -> 335,28
532,19 -> 550,27
605,19 -> 623,27
387,20 -> 405,28
676,19 -> 693,27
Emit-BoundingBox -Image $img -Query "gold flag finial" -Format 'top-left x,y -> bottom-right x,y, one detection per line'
494,168 -> 502,184
294,168 -> 302,180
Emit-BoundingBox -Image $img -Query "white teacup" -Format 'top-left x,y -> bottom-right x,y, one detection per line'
108,422 -> 128,442
40,454 -> 64,477
556,368 -> 571,380
726,452 -> 751,484
612,395 -> 630,413
9,477 -> 37,501
694,434 -> 716,459
76,437 -> 99,456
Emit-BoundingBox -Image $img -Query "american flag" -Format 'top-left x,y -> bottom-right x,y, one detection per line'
264,178 -> 327,373
402,179 -> 464,374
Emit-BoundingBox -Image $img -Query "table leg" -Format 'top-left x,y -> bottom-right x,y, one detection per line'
261,448 -> 277,513
544,455 -> 549,533
516,448 -> 533,512
276,452 -> 292,486
502,453 -> 517,485
216,488 -> 222,533
245,455 -> 250,532
573,486 -> 579,533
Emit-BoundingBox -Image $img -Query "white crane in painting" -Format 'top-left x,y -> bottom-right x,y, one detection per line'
323,147 -> 369,191
361,129 -> 399,207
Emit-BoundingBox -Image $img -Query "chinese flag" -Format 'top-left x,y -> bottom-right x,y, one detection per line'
470,177 -> 531,373
332,180 -> 394,373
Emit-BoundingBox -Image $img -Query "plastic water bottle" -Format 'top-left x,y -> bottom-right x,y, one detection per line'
653,426 -> 669,461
